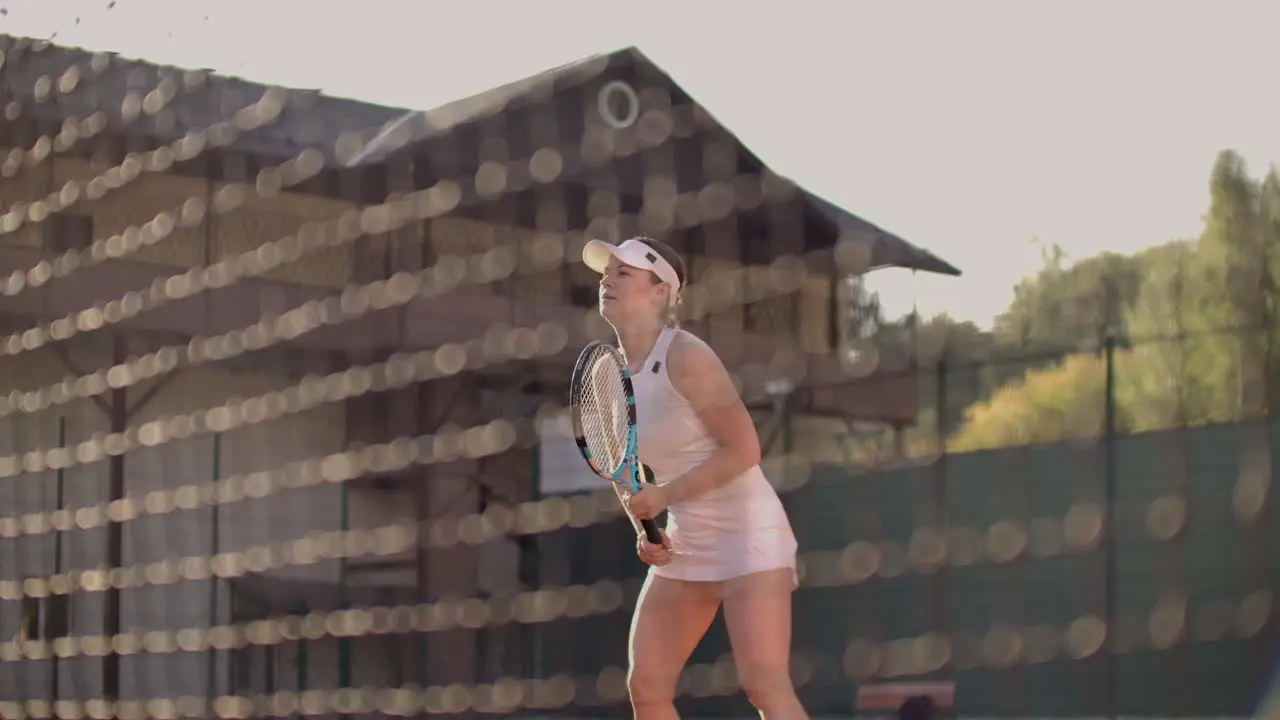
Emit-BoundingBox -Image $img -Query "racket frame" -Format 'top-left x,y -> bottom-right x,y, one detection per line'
569,341 -> 664,545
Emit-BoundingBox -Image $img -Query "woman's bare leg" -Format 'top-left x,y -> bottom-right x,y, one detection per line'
722,568 -> 808,720
628,573 -> 722,720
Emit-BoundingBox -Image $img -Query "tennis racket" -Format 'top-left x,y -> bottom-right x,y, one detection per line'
568,341 -> 664,545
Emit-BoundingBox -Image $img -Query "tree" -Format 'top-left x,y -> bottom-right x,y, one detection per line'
1116,240 -> 1197,431
947,151 -> 1280,449
913,313 -> 996,434
947,352 -> 1132,452
1122,150 -> 1271,427
992,242 -> 1145,352
1258,168 -> 1280,410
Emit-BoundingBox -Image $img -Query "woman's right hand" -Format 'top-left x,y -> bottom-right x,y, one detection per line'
637,529 -> 674,566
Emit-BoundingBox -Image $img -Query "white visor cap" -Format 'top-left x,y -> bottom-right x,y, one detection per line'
582,238 -> 682,299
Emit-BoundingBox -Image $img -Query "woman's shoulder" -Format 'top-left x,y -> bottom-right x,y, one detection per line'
668,328 -> 717,361
665,329 -> 733,399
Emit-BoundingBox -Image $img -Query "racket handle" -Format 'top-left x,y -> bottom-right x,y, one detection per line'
640,518 -> 663,545
636,464 -> 663,545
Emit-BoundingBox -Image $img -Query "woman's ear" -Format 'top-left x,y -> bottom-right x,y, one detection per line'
653,282 -> 669,308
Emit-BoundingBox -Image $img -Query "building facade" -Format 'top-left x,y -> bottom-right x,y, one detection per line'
0,35 -> 960,712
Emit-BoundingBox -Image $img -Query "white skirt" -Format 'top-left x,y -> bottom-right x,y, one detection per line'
650,469 -> 798,586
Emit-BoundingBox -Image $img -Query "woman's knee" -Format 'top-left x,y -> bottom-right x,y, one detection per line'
627,666 -> 680,706
739,664 -> 798,711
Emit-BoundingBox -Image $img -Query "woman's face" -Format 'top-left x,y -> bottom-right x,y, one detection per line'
599,256 -> 667,327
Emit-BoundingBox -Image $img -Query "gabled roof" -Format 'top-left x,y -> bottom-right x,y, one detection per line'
341,50 -> 620,166
0,34 -> 409,162
345,47 -> 962,277
802,189 -> 960,276
0,35 -> 960,277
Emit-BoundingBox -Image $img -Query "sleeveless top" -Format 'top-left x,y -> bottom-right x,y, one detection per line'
630,327 -> 798,583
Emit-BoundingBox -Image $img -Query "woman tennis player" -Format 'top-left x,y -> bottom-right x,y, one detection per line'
582,235 -> 809,720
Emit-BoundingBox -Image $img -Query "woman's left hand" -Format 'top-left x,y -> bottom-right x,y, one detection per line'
626,484 -> 671,520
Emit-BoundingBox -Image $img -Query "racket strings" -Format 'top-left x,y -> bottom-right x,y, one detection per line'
580,354 -> 630,473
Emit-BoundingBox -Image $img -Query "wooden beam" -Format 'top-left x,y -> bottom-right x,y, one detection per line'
125,370 -> 183,417
47,343 -> 113,418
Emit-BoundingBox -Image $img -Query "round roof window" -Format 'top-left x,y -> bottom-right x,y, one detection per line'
597,80 -> 639,130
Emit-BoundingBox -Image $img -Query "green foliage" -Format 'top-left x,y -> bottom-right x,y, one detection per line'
1124,150 -> 1279,427
948,352 -> 1127,451
1117,240 -> 1198,431
941,150 -> 1280,452
992,243 -> 1144,352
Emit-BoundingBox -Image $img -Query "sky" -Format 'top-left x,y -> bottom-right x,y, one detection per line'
3,0 -> 1279,328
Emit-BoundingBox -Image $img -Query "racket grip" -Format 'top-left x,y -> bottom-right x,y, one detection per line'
640,518 -> 662,545
635,464 -> 663,545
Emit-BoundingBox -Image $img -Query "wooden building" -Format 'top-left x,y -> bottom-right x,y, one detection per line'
0,35 -> 959,706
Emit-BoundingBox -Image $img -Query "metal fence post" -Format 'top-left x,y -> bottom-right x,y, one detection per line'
1102,331 -> 1118,719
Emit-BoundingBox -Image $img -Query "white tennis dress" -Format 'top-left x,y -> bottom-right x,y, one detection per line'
631,327 -> 798,584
